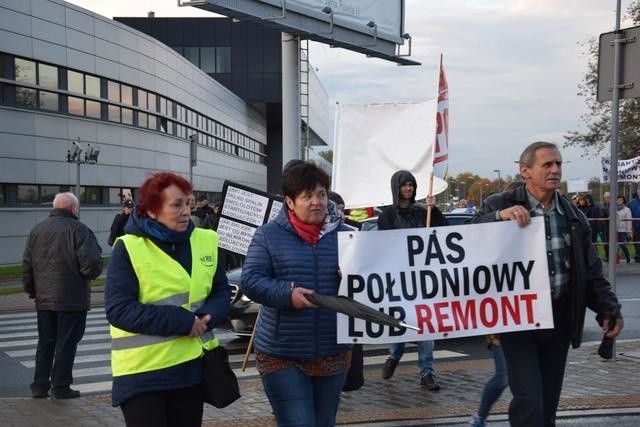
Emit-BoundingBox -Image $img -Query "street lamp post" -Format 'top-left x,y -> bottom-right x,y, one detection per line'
66,138 -> 99,216
493,169 -> 501,192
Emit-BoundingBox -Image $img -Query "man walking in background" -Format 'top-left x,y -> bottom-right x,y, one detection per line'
107,199 -> 133,246
378,170 -> 448,391
22,192 -> 103,399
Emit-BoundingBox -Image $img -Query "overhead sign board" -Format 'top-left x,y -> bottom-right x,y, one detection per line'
597,25 -> 640,102
188,0 -> 419,65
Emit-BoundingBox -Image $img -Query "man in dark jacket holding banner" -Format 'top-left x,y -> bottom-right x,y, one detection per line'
378,170 -> 447,391
470,141 -> 623,427
22,192 -> 103,399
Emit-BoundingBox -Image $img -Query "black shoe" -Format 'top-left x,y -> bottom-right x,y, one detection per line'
420,373 -> 441,391
52,388 -> 80,399
382,358 -> 399,379
31,391 -> 49,399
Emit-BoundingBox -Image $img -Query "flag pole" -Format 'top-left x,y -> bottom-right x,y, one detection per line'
426,172 -> 434,227
241,308 -> 260,371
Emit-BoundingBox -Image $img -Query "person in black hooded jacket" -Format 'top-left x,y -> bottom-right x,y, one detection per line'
378,170 -> 447,391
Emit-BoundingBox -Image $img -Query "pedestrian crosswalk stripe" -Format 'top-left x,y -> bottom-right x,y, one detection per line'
0,308 -> 470,397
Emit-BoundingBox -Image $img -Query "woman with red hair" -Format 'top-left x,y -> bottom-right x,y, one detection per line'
105,172 -> 231,426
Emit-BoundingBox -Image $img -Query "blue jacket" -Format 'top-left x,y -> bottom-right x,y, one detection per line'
105,212 -> 231,406
241,203 -> 351,360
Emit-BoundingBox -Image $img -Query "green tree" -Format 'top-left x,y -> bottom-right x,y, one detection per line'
564,1 -> 640,159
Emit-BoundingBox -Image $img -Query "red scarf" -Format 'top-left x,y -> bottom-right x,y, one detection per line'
288,210 -> 324,245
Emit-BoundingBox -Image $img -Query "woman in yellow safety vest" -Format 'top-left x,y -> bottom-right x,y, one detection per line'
105,172 -> 231,427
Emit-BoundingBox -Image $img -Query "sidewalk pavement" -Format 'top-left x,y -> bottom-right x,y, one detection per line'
1,263 -> 639,426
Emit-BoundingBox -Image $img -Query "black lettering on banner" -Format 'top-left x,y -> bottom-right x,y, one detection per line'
400,270 -> 418,300
473,265 -> 492,294
348,316 -> 364,337
425,234 -> 446,265
367,273 -> 384,303
347,275 -> 365,298
385,272 -> 401,302
516,260 -> 535,290
406,235 -> 423,267
445,232 -> 465,263
388,306 -> 406,337
420,270 -> 439,299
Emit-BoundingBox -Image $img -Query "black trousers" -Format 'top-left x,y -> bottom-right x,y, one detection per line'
120,384 -> 204,427
500,304 -> 570,427
31,310 -> 87,394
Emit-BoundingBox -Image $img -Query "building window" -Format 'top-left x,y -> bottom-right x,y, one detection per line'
137,89 -> 147,109
122,107 -> 133,125
38,63 -> 58,89
148,114 -> 157,130
184,47 -> 199,67
16,87 -> 37,108
0,184 -> 5,205
68,96 -> 84,115
86,75 -> 100,98
121,85 -> 132,105
39,90 -> 59,111
40,185 -> 60,204
108,104 -> 120,122
138,112 -> 147,128
107,80 -> 120,102
68,70 -> 83,94
201,47 -> 215,73
83,186 -> 102,205
86,100 -> 101,119
148,92 -> 157,112
15,58 -> 36,84
17,184 -> 38,205
217,47 -> 231,73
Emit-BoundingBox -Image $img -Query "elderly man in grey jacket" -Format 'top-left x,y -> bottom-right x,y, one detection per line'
22,192 -> 102,399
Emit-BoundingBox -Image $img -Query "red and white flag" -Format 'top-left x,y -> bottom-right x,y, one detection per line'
433,54 -> 449,179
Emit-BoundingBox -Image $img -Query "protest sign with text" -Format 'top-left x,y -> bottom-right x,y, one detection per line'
216,181 -> 283,256
601,156 -> 640,182
336,218 -> 553,344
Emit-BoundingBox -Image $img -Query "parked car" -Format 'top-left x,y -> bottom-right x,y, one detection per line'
221,266 -> 259,337
223,211 -> 474,336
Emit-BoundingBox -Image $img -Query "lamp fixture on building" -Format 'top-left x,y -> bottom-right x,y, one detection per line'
397,32 -> 412,57
363,20 -> 378,47
318,6 -> 334,36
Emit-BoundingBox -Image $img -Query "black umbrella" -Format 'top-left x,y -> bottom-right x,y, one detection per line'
305,293 -> 419,331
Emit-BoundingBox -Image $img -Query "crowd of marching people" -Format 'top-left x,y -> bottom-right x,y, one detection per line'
22,141 -> 631,427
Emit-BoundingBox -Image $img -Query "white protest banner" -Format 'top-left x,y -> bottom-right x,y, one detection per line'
336,218 -> 553,344
567,179 -> 588,193
601,156 -> 640,182
216,181 -> 283,256
332,102 -> 448,209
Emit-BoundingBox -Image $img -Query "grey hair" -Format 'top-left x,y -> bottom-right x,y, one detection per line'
53,192 -> 79,213
518,141 -> 559,168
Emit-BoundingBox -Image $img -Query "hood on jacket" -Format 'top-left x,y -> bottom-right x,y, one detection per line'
390,170 -> 417,207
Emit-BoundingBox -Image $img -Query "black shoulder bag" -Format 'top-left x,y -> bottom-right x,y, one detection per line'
202,346 -> 241,408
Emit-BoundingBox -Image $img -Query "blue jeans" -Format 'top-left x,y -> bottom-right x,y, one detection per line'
388,340 -> 435,376
261,367 -> 347,427
500,306 -> 570,427
32,310 -> 87,395
477,345 -> 508,419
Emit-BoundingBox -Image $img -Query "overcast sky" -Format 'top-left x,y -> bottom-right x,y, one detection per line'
67,0 -> 635,182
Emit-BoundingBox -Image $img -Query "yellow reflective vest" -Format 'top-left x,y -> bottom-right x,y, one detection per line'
110,228 -> 219,377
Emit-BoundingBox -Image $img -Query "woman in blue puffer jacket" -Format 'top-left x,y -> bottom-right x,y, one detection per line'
241,161 -> 351,427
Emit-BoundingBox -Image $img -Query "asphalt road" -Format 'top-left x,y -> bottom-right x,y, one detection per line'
0,274 -> 637,399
